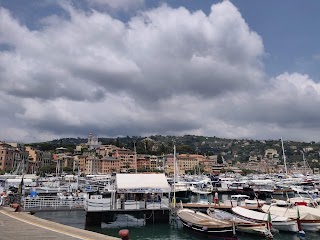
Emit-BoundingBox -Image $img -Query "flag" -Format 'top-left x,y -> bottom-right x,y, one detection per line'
267,211 -> 272,230
297,207 -> 300,219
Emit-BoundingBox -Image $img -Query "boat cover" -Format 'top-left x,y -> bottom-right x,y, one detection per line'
232,206 -> 289,222
178,208 -> 232,227
262,205 -> 320,220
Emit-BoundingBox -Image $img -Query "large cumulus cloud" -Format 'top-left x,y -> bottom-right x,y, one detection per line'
0,1 -> 319,142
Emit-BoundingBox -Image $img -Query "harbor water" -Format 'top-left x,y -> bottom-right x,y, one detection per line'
35,198 -> 320,240
34,191 -> 319,240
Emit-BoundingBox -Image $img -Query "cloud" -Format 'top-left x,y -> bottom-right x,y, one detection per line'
86,0 -> 144,11
313,54 -> 320,61
0,1 -> 319,142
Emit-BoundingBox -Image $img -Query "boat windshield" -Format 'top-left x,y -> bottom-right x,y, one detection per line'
231,195 -> 250,201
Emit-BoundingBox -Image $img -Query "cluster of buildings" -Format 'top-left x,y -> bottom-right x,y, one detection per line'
0,134 -> 316,176
0,134 -> 221,176
0,142 -> 51,175
234,148 -> 314,175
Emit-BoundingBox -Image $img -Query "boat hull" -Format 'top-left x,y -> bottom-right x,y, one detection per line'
180,219 -> 237,238
237,225 -> 271,237
301,221 -> 320,232
272,221 -> 298,232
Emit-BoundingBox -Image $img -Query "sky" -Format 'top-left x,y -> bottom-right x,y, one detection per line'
1,0 -> 320,143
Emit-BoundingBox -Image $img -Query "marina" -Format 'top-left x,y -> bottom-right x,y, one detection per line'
2,138 -> 320,240
2,171 -> 320,239
1,0 -> 320,239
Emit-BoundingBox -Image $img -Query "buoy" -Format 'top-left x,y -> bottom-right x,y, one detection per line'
119,229 -> 129,240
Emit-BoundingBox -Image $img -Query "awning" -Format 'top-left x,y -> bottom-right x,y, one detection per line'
116,173 -> 171,193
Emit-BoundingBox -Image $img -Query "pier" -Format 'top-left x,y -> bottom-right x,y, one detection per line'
85,197 -> 171,226
0,206 -> 119,240
85,173 -> 172,226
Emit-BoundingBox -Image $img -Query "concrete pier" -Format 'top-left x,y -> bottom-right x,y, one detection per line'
0,207 -> 119,240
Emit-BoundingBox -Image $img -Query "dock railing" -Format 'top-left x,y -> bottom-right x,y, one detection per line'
85,197 -> 170,212
23,196 -> 85,211
22,195 -> 170,212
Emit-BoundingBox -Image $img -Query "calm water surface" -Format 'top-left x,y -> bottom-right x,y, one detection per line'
35,210 -> 320,240
35,192 -> 319,240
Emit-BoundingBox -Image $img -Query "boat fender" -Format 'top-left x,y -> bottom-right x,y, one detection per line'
298,230 -> 306,239
187,222 -> 193,227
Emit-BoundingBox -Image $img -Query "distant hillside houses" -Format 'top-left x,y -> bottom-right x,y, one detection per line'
264,149 -> 279,159
1,134 -> 320,176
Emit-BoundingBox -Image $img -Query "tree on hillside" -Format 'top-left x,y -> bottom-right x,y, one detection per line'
176,144 -> 194,154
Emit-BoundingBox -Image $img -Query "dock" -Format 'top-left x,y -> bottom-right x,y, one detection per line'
0,206 -> 119,240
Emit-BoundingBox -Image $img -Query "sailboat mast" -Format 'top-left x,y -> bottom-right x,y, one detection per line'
173,144 -> 176,208
281,137 -> 288,175
134,140 -> 137,174
301,150 -> 307,175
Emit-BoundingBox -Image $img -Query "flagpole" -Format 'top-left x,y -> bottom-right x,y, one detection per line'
297,207 -> 305,238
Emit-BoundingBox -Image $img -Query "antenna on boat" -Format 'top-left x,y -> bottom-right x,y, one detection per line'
280,137 -> 288,176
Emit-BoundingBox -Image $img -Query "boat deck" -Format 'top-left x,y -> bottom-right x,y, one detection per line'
178,209 -> 232,227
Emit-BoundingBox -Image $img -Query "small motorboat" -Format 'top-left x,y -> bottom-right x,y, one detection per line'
232,206 -> 298,232
207,208 -> 273,238
177,208 -> 238,239
262,204 -> 320,232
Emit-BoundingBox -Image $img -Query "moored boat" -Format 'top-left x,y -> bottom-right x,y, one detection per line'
177,208 -> 238,239
223,194 -> 265,207
262,204 -> 320,232
231,206 -> 298,232
207,208 -> 273,238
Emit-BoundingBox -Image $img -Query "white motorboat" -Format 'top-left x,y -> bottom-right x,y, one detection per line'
231,206 -> 298,232
270,199 -> 293,207
262,204 -> 320,232
224,194 -> 265,207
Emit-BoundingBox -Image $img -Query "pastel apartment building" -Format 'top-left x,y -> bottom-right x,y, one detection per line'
0,142 -> 29,174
